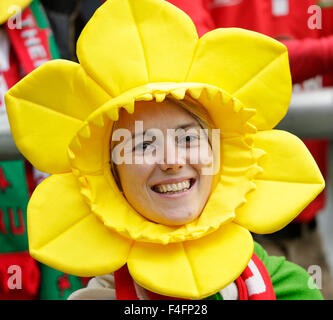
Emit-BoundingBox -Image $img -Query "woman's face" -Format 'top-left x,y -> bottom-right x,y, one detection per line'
112,99 -> 214,226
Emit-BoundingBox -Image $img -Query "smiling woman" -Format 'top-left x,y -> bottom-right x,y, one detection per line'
4,0 -> 325,300
110,97 -> 216,226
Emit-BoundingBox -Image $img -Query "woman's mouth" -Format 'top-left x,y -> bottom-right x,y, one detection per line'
151,178 -> 196,197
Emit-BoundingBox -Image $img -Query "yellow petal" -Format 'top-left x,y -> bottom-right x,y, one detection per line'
28,173 -> 132,276
187,28 -> 291,130
77,0 -> 198,97
0,0 -> 31,24
235,130 -> 325,234
5,60 -> 110,173
127,223 -> 253,299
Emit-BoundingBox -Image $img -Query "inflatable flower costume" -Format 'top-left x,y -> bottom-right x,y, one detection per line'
5,0 -> 324,299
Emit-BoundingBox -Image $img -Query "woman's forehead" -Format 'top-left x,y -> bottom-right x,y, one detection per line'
115,100 -> 199,132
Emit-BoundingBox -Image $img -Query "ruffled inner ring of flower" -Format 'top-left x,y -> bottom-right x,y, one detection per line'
67,83 -> 265,244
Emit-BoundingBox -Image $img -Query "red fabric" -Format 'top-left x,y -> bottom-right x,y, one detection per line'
114,265 -> 139,300
234,276 -> 248,300
0,166 -> 11,192
322,5 -> 333,87
270,0 -> 321,40
114,264 -> 183,300
209,0 -> 333,83
6,7 -> 53,75
167,0 -> 215,36
236,253 -> 276,300
210,0 -> 273,34
8,208 -> 25,235
0,210 -> 7,234
1,49 -> 21,88
24,161 -> 37,198
266,1 -> 333,84
0,251 -> 40,300
283,36 -> 333,84
0,46 -> 21,110
259,0 -> 333,87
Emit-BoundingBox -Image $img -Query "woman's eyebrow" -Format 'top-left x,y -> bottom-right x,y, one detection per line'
130,122 -> 200,140
174,122 -> 200,131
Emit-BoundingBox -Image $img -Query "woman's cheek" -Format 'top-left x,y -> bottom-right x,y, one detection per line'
187,142 -> 214,171
119,163 -> 153,193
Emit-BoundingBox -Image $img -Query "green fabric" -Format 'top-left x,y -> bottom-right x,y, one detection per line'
317,1 -> 333,8
254,242 -> 324,300
0,160 -> 86,299
204,292 -> 223,300
30,0 -> 49,28
29,0 -> 60,60
0,160 -> 29,253
39,264 -> 90,300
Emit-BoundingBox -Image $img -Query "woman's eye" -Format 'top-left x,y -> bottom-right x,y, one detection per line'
133,142 -> 152,151
178,134 -> 199,146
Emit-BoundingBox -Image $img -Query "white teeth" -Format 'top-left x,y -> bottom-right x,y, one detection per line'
155,179 -> 191,193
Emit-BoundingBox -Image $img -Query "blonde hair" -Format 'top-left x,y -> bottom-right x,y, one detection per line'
110,95 -> 216,190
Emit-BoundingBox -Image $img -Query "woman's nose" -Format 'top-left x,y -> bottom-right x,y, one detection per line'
159,162 -> 184,173
159,136 -> 186,172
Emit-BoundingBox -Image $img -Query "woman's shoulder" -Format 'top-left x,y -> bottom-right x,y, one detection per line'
67,274 -> 116,300
254,242 -> 324,300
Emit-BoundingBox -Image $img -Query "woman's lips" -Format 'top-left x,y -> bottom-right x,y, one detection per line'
151,178 -> 196,198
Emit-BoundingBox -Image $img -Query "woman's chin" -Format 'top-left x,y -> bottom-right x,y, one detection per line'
156,209 -> 200,226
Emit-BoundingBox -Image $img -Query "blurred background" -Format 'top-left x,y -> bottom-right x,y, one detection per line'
0,0 -> 332,299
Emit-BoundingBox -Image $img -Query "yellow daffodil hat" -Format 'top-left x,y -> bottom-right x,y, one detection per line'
5,0 -> 325,299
